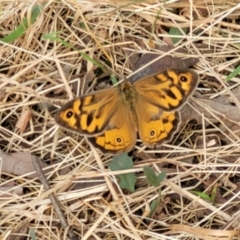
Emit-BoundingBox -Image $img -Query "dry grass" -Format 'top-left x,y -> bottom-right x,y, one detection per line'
1,0 -> 240,239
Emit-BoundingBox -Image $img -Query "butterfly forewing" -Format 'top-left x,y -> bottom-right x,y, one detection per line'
55,88 -> 119,136
134,69 -> 198,111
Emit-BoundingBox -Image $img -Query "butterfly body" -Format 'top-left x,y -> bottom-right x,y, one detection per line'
55,69 -> 198,154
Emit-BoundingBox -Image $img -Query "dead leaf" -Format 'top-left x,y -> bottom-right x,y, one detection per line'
15,108 -> 32,132
0,180 -> 24,198
0,152 -> 51,179
0,186 -> 24,198
130,45 -> 198,83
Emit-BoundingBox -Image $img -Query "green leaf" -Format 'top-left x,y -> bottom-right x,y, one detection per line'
210,185 -> 217,203
148,191 -> 161,218
190,190 -> 212,202
143,166 -> 166,187
79,22 -> 93,30
0,5 -> 43,43
226,65 -> 240,81
109,153 -> 137,193
149,199 -> 158,218
29,228 -> 37,240
110,74 -> 118,85
169,27 -> 188,44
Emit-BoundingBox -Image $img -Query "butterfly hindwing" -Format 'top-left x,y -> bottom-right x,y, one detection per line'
134,95 -> 180,146
88,103 -> 137,153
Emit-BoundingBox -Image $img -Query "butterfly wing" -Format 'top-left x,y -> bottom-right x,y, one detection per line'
135,96 -> 180,145
55,88 -> 137,153
134,68 -> 198,111
88,103 -> 137,153
134,69 -> 198,145
55,88 -> 120,136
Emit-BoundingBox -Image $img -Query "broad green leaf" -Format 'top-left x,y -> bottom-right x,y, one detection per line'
143,166 -> 166,187
110,153 -> 136,193
169,27 -> 188,44
29,228 -> 37,240
110,74 -> 118,85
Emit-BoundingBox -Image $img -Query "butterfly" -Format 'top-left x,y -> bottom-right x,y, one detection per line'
55,69 -> 198,154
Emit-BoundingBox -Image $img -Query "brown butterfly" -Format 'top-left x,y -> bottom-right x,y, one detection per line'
55,69 -> 198,153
